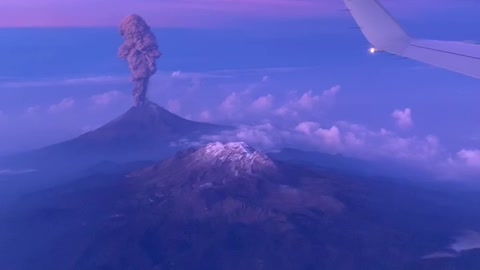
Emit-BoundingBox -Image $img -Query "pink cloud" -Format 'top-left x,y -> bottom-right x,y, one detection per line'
25,106 -> 40,114
274,85 -> 340,118
322,84 -> 341,98
295,122 -> 342,150
315,126 -> 341,148
297,85 -> 340,110
392,108 -> 413,130
217,85 -> 256,119
48,97 -> 75,113
422,252 -> 457,260
294,121 -> 320,135
219,92 -> 240,115
213,84 -> 340,123
251,94 -> 274,111
297,91 -> 322,110
439,150 -> 480,179
451,231 -> 480,253
3,66 -> 479,180
201,123 -> 288,150
199,118 -> 443,168
335,121 -> 440,161
0,76 -> 126,89
90,90 -> 122,106
166,99 -> 181,114
199,110 -> 212,122
456,149 -> 480,167
171,71 -> 183,78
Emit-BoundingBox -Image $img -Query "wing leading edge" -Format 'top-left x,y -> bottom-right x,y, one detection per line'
343,0 -> 480,79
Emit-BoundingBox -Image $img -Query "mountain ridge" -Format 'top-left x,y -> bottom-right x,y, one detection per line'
0,102 -> 229,172
2,142 -> 480,270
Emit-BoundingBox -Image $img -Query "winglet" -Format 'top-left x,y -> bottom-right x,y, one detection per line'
343,0 -> 412,54
343,0 -> 480,79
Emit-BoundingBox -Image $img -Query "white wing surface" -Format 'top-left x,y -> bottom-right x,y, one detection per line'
344,0 -> 480,79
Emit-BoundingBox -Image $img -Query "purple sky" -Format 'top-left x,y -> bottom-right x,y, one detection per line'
0,0 -> 477,27
1,0 -> 480,180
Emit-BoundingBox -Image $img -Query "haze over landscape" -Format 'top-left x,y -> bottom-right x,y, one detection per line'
0,0 -> 480,269
2,0 -> 480,180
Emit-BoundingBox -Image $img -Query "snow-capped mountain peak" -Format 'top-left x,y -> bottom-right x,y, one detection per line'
184,142 -> 277,176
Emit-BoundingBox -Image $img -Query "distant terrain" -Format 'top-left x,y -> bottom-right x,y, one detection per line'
0,101 -> 227,173
1,142 -> 479,270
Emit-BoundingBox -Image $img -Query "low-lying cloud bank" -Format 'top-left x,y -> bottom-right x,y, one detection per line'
0,169 -> 36,176
422,230 -> 480,259
1,69 -> 479,180
193,122 -> 477,180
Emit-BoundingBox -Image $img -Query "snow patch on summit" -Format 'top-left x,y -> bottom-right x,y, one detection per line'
188,142 -> 277,176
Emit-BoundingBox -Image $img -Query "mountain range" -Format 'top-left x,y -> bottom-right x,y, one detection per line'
1,142 -> 479,270
0,102 -> 227,173
0,103 -> 479,270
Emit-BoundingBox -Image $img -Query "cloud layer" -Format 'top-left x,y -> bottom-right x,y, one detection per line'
392,108 -> 413,130
423,230 -> 480,259
0,68 -> 479,180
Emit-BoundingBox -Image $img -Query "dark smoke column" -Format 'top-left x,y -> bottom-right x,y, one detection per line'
118,14 -> 161,106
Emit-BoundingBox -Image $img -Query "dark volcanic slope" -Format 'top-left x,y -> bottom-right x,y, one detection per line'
0,102 -> 227,171
77,143 -> 480,270
79,101 -> 221,142
4,142 -> 479,270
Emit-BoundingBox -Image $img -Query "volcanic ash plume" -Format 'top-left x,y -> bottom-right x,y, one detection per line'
118,14 -> 161,106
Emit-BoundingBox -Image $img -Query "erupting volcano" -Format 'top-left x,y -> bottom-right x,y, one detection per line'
118,14 -> 161,106
0,15 -> 228,172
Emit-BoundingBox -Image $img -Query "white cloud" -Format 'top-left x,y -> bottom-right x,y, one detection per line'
441,149 -> 480,178
294,122 -> 343,152
251,94 -> 274,111
422,252 -> 457,259
451,231 -> 480,253
322,84 -> 340,97
296,86 -> 339,109
48,97 -> 75,113
2,66 -> 479,180
219,92 -> 239,114
0,168 -> 36,175
297,90 -> 321,109
166,76 -> 477,179
171,71 -> 183,78
274,85 -> 340,118
392,108 -> 413,129
214,85 -> 340,123
334,121 -> 440,162
294,121 -> 319,135
315,126 -> 342,148
196,120 -> 443,167
25,105 -> 41,114
199,110 -> 212,122
90,90 -> 122,106
423,230 -> 480,259
201,123 -> 289,150
0,75 -> 127,89
170,70 -> 232,80
456,149 -> 480,167
166,99 -> 181,113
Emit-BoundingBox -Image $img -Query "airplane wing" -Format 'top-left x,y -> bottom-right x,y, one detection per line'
343,0 -> 480,79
